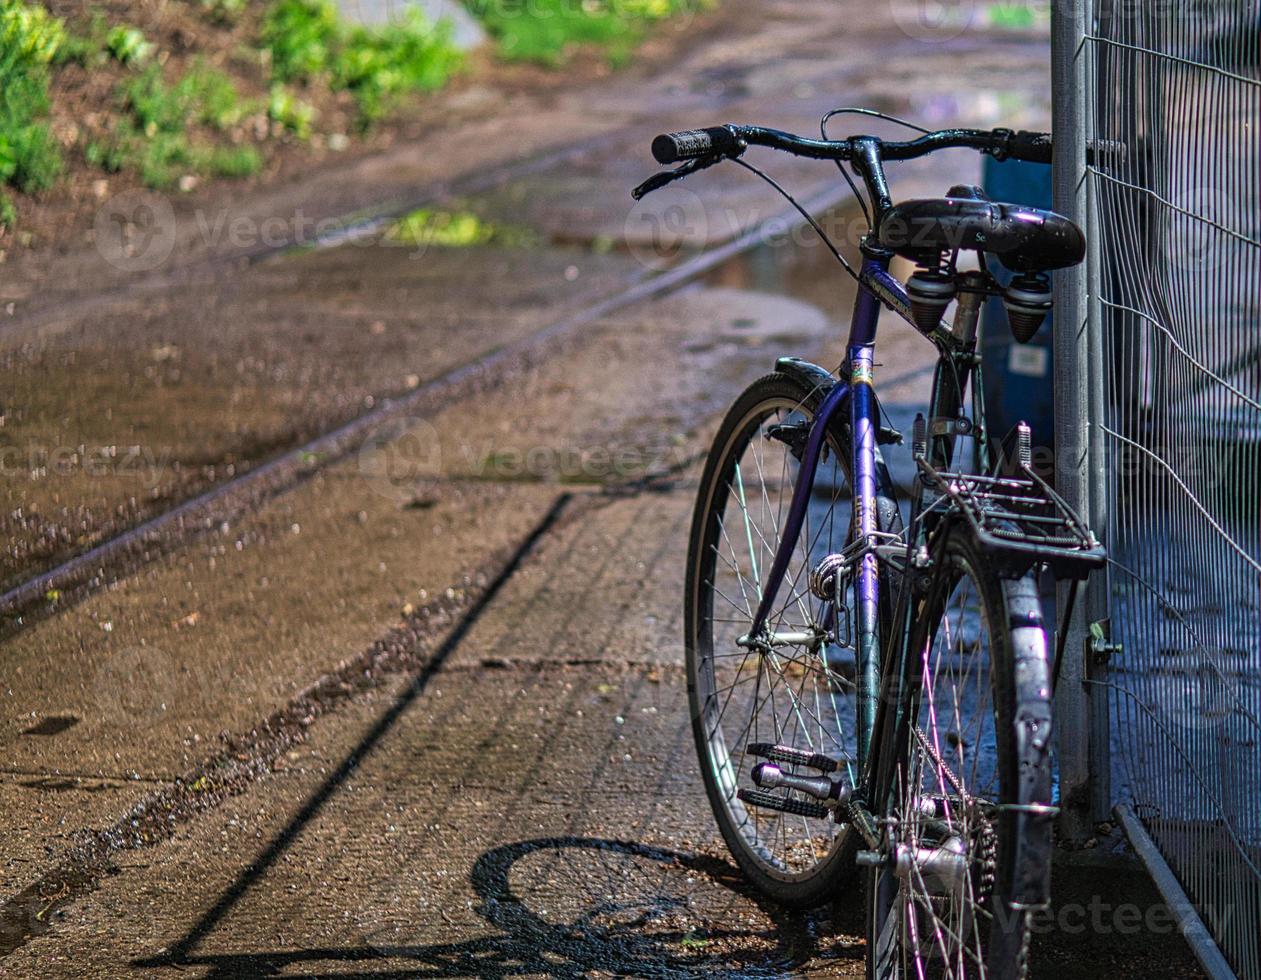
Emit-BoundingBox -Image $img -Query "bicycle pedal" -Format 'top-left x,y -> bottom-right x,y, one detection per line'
746,742 -> 841,773
738,788 -> 831,820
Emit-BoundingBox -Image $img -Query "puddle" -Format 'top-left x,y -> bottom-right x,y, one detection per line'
699,202 -> 870,324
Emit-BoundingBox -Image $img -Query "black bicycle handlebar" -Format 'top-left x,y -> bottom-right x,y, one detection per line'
650,123 -> 1123,167
635,122 -> 1125,202
651,124 -> 1065,165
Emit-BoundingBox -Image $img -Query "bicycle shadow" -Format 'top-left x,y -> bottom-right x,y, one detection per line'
139,835 -> 858,978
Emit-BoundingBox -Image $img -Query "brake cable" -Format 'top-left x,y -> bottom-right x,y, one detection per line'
819,107 -> 932,231
729,156 -> 860,284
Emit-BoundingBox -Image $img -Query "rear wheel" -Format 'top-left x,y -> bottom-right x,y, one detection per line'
685,371 -> 901,907
867,527 -> 1053,979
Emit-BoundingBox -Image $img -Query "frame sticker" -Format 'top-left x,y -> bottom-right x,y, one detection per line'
851,361 -> 874,386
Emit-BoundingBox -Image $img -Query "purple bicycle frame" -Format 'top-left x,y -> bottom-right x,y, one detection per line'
747,250 -> 908,771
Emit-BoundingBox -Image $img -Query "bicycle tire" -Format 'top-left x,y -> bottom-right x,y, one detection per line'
866,524 -> 1053,979
685,370 -> 902,907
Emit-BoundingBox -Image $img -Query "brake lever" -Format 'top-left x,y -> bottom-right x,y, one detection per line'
631,155 -> 721,200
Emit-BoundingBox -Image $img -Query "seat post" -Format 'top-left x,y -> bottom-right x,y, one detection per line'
951,271 -> 989,346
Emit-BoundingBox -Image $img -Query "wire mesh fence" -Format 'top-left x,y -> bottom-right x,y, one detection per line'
1076,1 -> 1261,975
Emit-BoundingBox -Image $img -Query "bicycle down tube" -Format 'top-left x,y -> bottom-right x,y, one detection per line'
747,249 -> 891,772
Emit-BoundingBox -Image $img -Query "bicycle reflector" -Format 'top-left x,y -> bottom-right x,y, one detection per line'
906,267 -> 957,333
1003,273 -> 1053,343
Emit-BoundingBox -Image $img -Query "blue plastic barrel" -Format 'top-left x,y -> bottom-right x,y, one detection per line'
980,157 -> 1055,459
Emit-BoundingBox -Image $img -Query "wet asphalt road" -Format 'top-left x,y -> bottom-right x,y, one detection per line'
0,2 -> 1205,977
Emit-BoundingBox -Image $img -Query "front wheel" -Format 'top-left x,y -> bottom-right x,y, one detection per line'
867,527 -> 1054,980
685,371 -> 902,908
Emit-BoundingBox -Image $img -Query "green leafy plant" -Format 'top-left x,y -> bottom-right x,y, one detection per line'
268,84 -> 317,139
0,193 -> 16,231
336,11 -> 461,126
260,0 -> 339,81
198,0 -> 247,24
97,63 -> 259,188
106,25 -> 156,66
260,0 -> 461,128
123,64 -> 190,135
202,144 -> 261,178
177,62 -> 248,130
0,0 -> 66,193
471,0 -> 710,66
1,123 -> 61,191
54,11 -> 109,66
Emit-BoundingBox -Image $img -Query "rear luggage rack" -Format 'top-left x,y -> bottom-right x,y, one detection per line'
916,422 -> 1106,579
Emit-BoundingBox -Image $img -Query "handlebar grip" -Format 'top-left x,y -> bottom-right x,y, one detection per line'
1004,131 -> 1129,166
1007,130 -> 1053,165
652,126 -> 742,164
1087,138 -> 1128,165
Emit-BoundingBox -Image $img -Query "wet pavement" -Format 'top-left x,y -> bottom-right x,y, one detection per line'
0,2 -> 1207,977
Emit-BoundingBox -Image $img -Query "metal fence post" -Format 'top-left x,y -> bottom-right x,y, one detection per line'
1083,0 -> 1113,826
1050,0 -> 1096,844
1064,0 -> 1261,972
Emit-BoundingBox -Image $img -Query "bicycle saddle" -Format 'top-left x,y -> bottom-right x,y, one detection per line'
875,184 -> 1085,273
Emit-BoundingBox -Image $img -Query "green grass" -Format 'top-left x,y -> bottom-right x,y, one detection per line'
470,0 -> 710,66
386,206 -> 535,249
203,144 -> 261,178
0,0 -> 66,194
198,0 -> 247,25
88,62 -> 261,188
179,62 -> 249,129
268,84 -> 317,139
106,25 -> 156,66
260,0 -> 462,129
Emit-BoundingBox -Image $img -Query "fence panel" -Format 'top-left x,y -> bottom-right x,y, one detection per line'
1075,1 -> 1261,975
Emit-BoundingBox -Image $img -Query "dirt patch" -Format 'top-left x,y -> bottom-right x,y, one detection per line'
4,0 -> 747,257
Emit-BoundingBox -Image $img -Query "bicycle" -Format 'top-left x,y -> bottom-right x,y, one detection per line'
633,113 -> 1106,978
